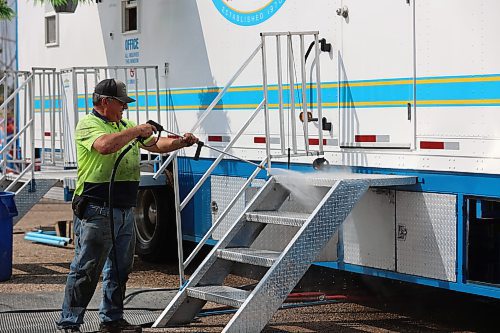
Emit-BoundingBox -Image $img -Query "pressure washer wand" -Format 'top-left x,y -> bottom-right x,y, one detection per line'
145,120 -> 265,170
166,129 -> 265,170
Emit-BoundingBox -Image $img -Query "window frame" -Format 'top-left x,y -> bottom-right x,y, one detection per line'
44,12 -> 59,47
121,0 -> 139,35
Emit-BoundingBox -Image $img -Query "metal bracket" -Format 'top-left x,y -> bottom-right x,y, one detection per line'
336,6 -> 349,18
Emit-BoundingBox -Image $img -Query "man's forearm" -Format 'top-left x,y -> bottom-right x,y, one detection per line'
143,137 -> 187,154
93,127 -> 141,154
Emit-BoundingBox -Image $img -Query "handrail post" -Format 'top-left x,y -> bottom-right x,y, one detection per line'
261,34 -> 272,171
144,68 -> 151,161
23,73 -> 28,172
2,74 -> 7,174
172,156 -> 186,286
300,35 -> 309,153
51,69 -> 57,164
155,66 -> 161,130
72,68 -> 79,127
13,73 -> 19,170
57,72 -> 64,164
134,67 -> 139,125
29,74 -> 36,187
288,34 -> 298,154
276,35 -> 285,156
123,68 -> 130,119
83,68 -> 89,115
40,70 -> 46,164
314,33 -> 324,154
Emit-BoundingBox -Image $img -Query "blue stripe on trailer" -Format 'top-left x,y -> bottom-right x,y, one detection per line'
41,73 -> 500,112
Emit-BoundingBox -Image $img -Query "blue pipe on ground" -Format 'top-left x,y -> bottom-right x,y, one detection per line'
25,232 -> 71,244
24,235 -> 67,247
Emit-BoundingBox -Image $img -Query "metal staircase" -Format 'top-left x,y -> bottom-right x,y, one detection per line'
153,173 -> 415,332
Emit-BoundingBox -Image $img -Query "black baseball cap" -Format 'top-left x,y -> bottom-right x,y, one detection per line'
93,78 -> 136,104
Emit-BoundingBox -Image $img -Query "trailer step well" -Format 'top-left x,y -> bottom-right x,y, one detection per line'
153,173 -> 415,332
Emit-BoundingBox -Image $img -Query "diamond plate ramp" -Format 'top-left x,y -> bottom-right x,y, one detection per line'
12,178 -> 58,225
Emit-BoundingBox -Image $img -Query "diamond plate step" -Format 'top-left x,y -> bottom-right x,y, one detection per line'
245,211 -> 309,227
274,173 -> 416,187
186,286 -> 250,308
217,248 -> 281,267
12,178 -> 58,225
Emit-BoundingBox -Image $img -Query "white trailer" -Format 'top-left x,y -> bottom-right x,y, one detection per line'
8,0 -> 500,320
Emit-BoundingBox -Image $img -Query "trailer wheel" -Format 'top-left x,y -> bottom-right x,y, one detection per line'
134,186 -> 177,263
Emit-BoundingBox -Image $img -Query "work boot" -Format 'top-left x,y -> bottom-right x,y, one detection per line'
57,326 -> 81,333
99,318 -> 142,333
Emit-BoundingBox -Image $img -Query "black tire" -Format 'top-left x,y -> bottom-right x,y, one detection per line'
134,185 -> 177,263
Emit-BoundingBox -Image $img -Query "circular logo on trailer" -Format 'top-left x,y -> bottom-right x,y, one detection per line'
212,0 -> 286,26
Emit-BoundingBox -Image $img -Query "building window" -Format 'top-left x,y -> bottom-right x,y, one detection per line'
122,0 -> 138,33
45,13 -> 59,47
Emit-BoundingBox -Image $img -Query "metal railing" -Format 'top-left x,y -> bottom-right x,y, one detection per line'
59,65 -> 162,167
0,65 -> 163,192
32,68 -> 64,166
260,31 -> 324,159
160,31 -> 325,286
0,71 -> 36,191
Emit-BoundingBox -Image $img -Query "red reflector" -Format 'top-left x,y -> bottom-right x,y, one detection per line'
208,136 -> 223,142
168,135 -> 180,139
44,132 -> 51,137
420,141 -> 444,149
355,135 -> 376,142
308,138 -> 327,145
254,137 -> 266,144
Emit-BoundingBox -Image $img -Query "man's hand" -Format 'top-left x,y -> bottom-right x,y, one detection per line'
181,133 -> 199,147
136,123 -> 157,139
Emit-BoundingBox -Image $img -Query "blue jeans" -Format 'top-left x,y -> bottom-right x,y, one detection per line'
57,204 -> 136,328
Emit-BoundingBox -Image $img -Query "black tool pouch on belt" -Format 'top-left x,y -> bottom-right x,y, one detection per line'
72,195 -> 88,220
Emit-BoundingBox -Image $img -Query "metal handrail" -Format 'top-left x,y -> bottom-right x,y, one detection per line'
0,72 -> 35,192
0,73 -> 34,110
0,119 -> 33,155
153,43 -> 263,179
173,100 -> 266,285
5,163 -> 33,192
179,100 -> 264,211
183,158 -> 267,268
